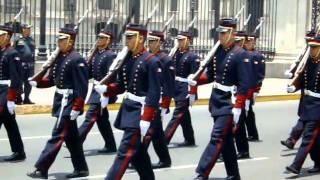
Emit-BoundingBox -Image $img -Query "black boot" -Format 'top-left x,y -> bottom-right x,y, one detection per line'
281,139 -> 294,149
151,160 -> 171,169
23,98 -> 35,104
16,95 -> 23,105
247,136 -> 259,142
237,152 -> 250,159
308,164 -> 320,173
27,170 -> 48,179
193,174 -> 208,180
176,141 -> 196,147
65,170 -> 89,178
4,152 -> 26,162
225,175 -> 241,180
285,165 -> 300,174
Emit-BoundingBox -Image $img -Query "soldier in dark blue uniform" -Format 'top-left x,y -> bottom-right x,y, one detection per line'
77,28 -> 117,153
15,24 -> 35,104
144,30 -> 174,168
27,24 -> 89,179
281,31 -> 315,150
233,31 -> 252,159
94,24 -> 161,180
0,23 -> 26,162
244,32 -> 266,142
164,31 -> 200,147
190,18 -> 251,180
285,35 -> 320,174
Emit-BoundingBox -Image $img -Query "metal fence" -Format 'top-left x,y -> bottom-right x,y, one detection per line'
0,0 -> 277,61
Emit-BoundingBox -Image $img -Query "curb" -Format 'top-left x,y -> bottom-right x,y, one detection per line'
16,94 -> 300,115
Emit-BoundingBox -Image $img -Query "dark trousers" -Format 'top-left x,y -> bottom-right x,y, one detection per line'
235,110 -> 249,154
105,128 -> 154,180
0,105 -> 24,153
35,116 -> 88,172
18,68 -> 33,101
291,121 -> 320,171
78,104 -> 116,150
143,109 -> 171,163
245,102 -> 259,139
288,119 -> 304,145
164,100 -> 195,144
196,115 -> 240,178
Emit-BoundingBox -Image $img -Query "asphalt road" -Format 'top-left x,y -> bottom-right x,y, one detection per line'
0,100 -> 320,180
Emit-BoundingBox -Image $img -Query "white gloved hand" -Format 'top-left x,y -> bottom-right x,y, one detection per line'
140,120 -> 151,137
187,74 -> 197,86
94,84 -> 108,94
232,108 -> 242,124
70,110 -> 80,120
245,99 -> 250,112
287,85 -> 296,93
7,101 -> 15,115
28,80 -> 37,87
100,96 -> 109,108
188,94 -> 196,107
284,70 -> 293,79
160,108 -> 168,117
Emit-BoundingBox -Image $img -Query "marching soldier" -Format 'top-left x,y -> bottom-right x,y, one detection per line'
190,18 -> 251,180
94,24 -> 161,180
285,35 -> 320,174
0,23 -> 26,162
233,31 -> 252,159
164,31 -> 200,147
144,30 -> 174,168
15,24 -> 35,104
77,28 -> 117,153
27,24 -> 89,179
244,32 -> 266,142
281,30 -> 316,149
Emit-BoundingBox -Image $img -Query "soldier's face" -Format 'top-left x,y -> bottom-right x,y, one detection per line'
0,34 -> 9,47
219,30 -> 235,46
310,46 -> 320,58
178,38 -> 189,49
148,40 -> 160,53
97,37 -> 110,48
245,39 -> 255,50
22,28 -> 31,37
58,38 -> 69,52
126,35 -> 144,51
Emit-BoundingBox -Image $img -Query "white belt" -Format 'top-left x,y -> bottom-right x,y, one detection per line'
213,82 -> 234,92
123,92 -> 146,104
56,88 -> 73,95
0,80 -> 11,86
305,89 -> 320,98
175,76 -> 189,83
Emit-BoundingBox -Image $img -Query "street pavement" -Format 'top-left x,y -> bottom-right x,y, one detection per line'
1,100 -> 319,180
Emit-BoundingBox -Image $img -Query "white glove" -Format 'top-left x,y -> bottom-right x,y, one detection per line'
188,94 -> 196,106
100,96 -> 109,108
284,70 -> 293,79
187,74 -> 197,86
232,108 -> 242,124
287,85 -> 296,93
245,99 -> 250,112
70,110 -> 80,120
140,120 -> 151,137
28,80 -> 37,87
7,101 -> 15,115
94,84 -> 107,94
160,108 -> 168,117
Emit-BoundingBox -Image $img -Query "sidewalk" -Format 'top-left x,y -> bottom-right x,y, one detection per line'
17,78 -> 300,114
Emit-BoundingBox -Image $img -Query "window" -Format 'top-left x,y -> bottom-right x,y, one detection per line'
4,0 -> 22,14
247,0 -> 264,33
171,0 -> 178,11
98,0 -> 112,10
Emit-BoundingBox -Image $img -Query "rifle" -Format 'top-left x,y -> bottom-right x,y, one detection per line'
99,6 -> 158,85
29,10 -> 89,81
12,8 -> 24,45
86,12 -> 115,64
243,14 -> 252,31
145,4 -> 159,27
191,6 -> 246,81
161,14 -> 175,33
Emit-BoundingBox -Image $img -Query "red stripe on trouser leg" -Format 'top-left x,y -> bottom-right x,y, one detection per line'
42,120 -> 69,171
115,131 -> 139,180
165,102 -> 188,141
204,116 -> 233,178
143,127 -> 154,146
83,108 -> 99,137
296,127 -> 319,169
